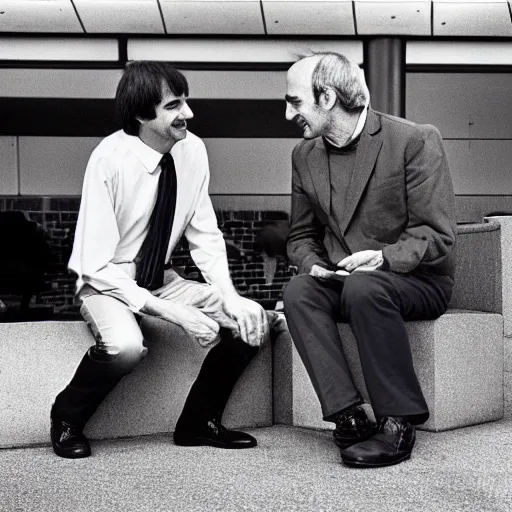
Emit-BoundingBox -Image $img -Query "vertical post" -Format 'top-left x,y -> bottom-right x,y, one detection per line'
364,38 -> 406,118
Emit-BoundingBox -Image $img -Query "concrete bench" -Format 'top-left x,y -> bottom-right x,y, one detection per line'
484,215 -> 512,419
273,222 -> 505,432
0,221 -> 507,448
0,317 -> 273,449
273,310 -> 503,432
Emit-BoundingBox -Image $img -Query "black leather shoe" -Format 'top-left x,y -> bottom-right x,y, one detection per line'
340,416 -> 415,468
174,418 -> 257,449
333,404 -> 376,449
51,412 -> 91,459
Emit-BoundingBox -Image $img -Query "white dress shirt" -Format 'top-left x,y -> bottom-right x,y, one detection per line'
347,104 -> 369,144
69,130 -> 231,312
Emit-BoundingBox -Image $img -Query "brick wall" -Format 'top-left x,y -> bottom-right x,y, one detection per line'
0,197 -> 293,319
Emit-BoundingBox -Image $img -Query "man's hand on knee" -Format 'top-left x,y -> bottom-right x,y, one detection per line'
142,296 -> 221,346
192,286 -> 240,337
223,294 -> 269,347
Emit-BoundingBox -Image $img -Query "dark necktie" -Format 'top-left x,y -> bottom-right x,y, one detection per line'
135,153 -> 177,290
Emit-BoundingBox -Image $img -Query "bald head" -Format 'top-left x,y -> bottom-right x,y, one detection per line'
288,52 -> 369,112
285,52 -> 369,141
287,55 -> 322,84
285,56 -> 319,108
285,55 -> 331,139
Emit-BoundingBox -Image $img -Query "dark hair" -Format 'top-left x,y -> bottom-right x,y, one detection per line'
116,61 -> 189,135
306,52 -> 368,111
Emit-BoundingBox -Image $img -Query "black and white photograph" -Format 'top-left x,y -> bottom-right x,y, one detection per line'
0,1 -> 511,511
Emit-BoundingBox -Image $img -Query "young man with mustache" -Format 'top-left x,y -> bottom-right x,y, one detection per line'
283,53 -> 456,468
50,61 -> 268,458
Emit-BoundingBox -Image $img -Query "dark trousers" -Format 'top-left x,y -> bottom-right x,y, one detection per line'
53,329 -> 258,430
283,271 -> 453,424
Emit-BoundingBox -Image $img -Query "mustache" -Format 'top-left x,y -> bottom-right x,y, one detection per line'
292,115 -> 307,128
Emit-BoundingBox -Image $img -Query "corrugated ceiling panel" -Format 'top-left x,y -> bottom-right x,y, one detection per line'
433,1 -> 512,36
73,0 -> 165,33
355,0 -> 431,35
262,0 -> 355,35
0,0 -> 83,33
160,0 -> 264,34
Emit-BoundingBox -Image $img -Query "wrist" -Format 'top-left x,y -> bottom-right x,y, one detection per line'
213,281 -> 239,301
141,296 -> 163,316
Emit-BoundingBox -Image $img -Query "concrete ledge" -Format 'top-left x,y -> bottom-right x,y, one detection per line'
0,319 -> 272,449
450,222 -> 502,314
484,216 -> 512,336
273,310 -> 504,432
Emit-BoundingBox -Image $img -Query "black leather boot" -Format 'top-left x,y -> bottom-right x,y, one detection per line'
174,330 -> 258,449
50,408 -> 91,459
51,348 -> 139,458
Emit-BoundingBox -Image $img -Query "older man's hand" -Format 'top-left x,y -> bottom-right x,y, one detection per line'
223,294 -> 269,347
337,250 -> 383,272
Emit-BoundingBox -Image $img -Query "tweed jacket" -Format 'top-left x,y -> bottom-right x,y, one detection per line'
287,109 -> 457,278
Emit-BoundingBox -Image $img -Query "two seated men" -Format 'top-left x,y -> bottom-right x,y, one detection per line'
51,55 -> 455,470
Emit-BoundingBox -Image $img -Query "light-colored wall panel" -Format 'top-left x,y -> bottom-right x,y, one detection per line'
0,136 -> 18,195
17,137 -> 298,196
128,38 -> 364,64
0,69 -> 123,99
0,69 -> 286,100
0,38 -> 118,61
183,70 -> 287,99
407,41 -> 512,65
444,140 -> 512,195
0,69 -> 284,100
204,138 -> 298,194
406,73 -> 512,139
19,137 -> 102,196
14,137 -> 512,197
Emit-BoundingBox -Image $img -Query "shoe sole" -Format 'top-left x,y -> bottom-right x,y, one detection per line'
52,446 -> 91,459
174,437 -> 257,449
342,452 -> 411,468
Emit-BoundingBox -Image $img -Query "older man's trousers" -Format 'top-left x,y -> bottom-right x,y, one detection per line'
283,271 -> 453,424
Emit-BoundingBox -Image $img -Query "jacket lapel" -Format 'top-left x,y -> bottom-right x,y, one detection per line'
306,138 -> 331,216
338,109 -> 383,235
305,138 -> 346,247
